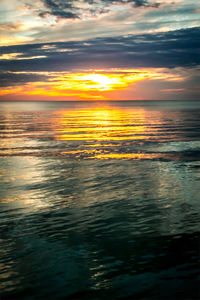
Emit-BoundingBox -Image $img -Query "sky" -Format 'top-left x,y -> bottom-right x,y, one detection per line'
0,0 -> 200,101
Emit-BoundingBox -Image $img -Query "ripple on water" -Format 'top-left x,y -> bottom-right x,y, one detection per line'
0,101 -> 200,299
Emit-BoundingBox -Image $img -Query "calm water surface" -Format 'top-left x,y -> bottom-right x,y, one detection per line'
0,101 -> 200,299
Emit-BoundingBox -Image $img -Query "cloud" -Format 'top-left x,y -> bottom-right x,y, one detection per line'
1,0 -> 199,46
39,0 -> 79,19
39,0 -> 160,20
0,22 -> 24,32
0,27 -> 199,73
0,72 -> 47,87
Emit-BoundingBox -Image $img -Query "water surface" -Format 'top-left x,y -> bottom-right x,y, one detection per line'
0,101 -> 200,299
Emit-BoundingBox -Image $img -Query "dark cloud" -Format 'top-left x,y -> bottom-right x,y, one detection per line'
0,72 -> 47,87
40,0 -> 79,19
40,0 -> 159,19
0,27 -> 199,73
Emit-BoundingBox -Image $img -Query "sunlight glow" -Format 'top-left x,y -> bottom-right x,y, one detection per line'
53,71 -> 145,94
0,69 -> 185,101
81,74 -> 118,91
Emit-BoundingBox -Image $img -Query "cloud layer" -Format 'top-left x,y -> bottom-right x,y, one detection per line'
1,0 -> 199,46
0,27 -> 199,77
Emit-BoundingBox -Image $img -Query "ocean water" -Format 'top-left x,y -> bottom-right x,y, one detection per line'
0,100 -> 199,299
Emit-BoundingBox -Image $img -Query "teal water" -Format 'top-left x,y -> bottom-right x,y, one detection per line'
0,101 -> 200,299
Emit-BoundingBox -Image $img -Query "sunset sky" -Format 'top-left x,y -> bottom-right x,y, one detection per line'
0,0 -> 200,101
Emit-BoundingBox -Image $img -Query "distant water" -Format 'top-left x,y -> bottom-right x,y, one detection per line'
0,101 -> 199,299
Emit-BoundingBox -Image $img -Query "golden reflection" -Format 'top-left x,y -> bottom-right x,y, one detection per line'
52,106 -> 147,145
92,153 -> 160,159
49,105 -> 167,159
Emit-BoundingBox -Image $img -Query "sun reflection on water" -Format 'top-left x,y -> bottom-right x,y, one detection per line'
52,106 -> 147,143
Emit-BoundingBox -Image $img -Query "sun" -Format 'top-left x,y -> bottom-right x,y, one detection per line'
82,74 -> 115,90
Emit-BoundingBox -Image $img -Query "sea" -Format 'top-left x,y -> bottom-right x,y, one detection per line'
0,100 -> 199,299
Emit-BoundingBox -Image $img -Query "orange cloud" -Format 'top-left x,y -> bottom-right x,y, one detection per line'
0,69 -> 185,101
